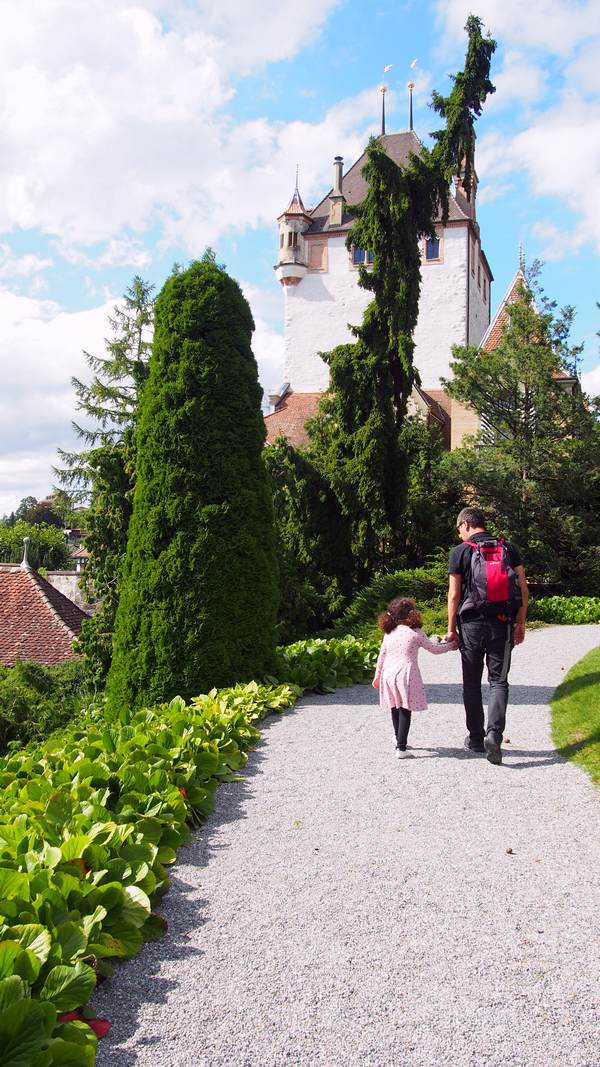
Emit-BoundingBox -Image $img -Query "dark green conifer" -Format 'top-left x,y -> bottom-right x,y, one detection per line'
106,255 -> 279,709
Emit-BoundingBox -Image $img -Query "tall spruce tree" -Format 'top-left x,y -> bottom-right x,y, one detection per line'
264,438 -> 353,640
106,255 -> 279,710
56,277 -> 155,686
307,16 -> 496,580
441,270 -> 600,588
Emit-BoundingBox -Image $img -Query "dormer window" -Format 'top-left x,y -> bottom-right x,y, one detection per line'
425,237 -> 440,261
352,247 -> 373,266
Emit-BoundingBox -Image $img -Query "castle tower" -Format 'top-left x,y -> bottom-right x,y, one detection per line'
274,179 -> 312,287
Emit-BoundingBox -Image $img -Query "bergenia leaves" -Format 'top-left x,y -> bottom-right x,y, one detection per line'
0,638 -> 373,1065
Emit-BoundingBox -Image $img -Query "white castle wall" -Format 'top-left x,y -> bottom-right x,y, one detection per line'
283,224 -> 483,392
468,238 -> 491,347
413,226 -> 468,388
283,236 -> 371,391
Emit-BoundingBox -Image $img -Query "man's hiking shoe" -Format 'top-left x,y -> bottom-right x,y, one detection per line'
464,735 -> 485,754
396,749 -> 414,760
484,735 -> 502,765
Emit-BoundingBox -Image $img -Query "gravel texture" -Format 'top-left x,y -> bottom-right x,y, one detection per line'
94,625 -> 600,1067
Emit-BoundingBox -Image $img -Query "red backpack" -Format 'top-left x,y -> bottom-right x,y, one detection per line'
460,537 -> 521,618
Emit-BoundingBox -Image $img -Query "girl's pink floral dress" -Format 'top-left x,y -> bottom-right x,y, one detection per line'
373,626 -> 455,712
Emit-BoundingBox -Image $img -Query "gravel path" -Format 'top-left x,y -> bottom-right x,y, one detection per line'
95,625 -> 600,1067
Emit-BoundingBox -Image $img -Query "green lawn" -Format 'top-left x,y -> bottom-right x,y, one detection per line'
551,644 -> 600,786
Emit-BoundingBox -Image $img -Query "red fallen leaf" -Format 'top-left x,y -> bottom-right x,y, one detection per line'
178,786 -> 188,799
58,1011 -> 112,1039
505,847 -> 514,855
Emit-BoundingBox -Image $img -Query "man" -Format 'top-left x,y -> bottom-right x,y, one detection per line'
447,506 -> 529,765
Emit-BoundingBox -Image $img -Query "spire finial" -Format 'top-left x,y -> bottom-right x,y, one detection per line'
21,536 -> 31,571
295,164 -> 299,193
407,81 -> 415,131
379,83 -> 387,136
519,241 -> 526,272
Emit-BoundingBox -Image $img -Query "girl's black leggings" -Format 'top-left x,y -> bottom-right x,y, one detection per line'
391,707 -> 412,750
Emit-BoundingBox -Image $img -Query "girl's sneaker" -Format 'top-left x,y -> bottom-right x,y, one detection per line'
396,749 -> 414,759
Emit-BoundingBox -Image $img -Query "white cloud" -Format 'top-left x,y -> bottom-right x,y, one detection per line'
477,181 -> 514,206
581,364 -> 600,397
475,94 -> 600,256
241,280 -> 284,393
436,1 -> 600,56
0,276 -> 285,515
0,289 -> 114,514
0,244 -> 52,278
487,50 -> 548,108
54,237 -> 152,271
0,0 -> 349,262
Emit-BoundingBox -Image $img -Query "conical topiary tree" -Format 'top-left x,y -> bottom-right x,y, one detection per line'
105,254 -> 279,710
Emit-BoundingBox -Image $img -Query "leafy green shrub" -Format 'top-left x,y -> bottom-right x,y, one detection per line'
0,660 -> 88,754
334,560 -> 449,635
529,596 -> 600,625
0,680 -> 298,1064
275,634 -> 379,692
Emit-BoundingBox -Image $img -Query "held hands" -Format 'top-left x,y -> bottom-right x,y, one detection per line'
444,631 -> 459,649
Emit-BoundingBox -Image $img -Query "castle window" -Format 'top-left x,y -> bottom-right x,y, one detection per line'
483,277 -> 487,302
477,262 -> 481,288
309,241 -> 327,271
425,237 -> 440,260
280,234 -> 284,248
287,232 -> 293,247
471,240 -> 476,275
352,247 -> 374,266
292,232 -> 299,248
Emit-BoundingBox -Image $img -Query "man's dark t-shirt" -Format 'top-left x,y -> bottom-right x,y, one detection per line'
448,531 -> 523,622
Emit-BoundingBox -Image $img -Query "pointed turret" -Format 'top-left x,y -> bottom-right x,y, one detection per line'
275,174 -> 311,286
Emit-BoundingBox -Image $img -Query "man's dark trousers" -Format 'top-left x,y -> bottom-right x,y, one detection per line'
459,617 -> 513,743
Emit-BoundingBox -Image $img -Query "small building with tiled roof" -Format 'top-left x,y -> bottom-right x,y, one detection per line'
0,554 -> 89,667
264,389 -> 322,448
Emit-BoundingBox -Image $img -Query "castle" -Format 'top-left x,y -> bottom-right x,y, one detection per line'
265,124 -> 494,450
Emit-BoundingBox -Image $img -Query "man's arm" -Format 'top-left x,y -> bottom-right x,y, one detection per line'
513,565 -> 529,645
447,573 -> 462,643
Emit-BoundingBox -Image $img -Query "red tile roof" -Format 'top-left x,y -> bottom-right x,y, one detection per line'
71,546 -> 90,559
264,391 -> 322,448
0,563 -> 88,667
481,270 -> 526,352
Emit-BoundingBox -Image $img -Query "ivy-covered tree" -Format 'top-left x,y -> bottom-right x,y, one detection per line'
106,255 -> 279,710
264,438 -> 353,641
56,276 -> 155,685
441,270 -> 600,589
308,16 -> 496,579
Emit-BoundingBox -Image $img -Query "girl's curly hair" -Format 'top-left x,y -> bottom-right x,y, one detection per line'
377,597 -> 422,634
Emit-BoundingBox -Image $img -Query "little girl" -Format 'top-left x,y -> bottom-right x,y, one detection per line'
372,597 -> 456,758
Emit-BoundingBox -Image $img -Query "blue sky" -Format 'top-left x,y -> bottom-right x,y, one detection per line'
1,0 -> 599,514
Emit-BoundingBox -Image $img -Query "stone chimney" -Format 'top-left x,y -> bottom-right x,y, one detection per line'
329,156 -> 345,227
